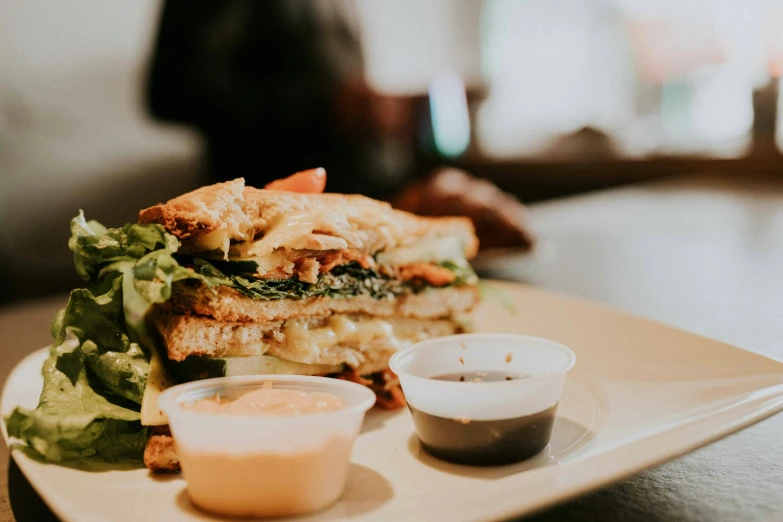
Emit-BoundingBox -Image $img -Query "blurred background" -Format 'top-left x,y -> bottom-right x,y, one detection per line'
2,0 -> 783,302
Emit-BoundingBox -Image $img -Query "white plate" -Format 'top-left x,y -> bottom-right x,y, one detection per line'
4,281 -> 783,522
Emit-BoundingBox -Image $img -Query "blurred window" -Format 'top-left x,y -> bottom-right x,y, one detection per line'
476,0 -> 777,160
358,0 -> 783,161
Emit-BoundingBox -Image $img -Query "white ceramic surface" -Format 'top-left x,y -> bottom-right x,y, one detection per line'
3,281 -> 783,522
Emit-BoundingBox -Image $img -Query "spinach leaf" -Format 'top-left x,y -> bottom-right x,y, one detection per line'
189,259 -> 477,301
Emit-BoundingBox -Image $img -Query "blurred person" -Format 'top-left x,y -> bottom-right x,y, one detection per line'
147,0 -> 534,251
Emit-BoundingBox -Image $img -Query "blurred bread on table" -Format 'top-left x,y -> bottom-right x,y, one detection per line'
392,168 -> 536,252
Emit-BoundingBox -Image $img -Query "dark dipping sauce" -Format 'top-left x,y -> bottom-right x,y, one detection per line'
409,371 -> 558,466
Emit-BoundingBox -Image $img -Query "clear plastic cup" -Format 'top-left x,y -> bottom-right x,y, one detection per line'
389,333 -> 576,465
158,375 -> 376,517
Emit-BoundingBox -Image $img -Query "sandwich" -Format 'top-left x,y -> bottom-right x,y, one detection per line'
6,170 -> 479,472
139,173 -> 479,470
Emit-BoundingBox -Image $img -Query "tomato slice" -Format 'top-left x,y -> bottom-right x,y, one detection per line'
264,168 -> 327,193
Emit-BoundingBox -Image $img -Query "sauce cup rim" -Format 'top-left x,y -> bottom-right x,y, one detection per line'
158,374 -> 377,423
389,333 -> 576,386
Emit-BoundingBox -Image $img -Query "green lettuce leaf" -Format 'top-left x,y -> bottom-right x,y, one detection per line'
53,276 -> 149,404
102,250 -> 203,345
6,214 -> 194,464
6,344 -> 149,463
131,250 -> 202,305
69,210 -> 177,282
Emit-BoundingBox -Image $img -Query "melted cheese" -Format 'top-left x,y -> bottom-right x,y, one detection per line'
281,316 -> 418,364
234,250 -> 296,277
186,229 -> 232,258
186,218 -> 468,279
237,212 -> 348,259
375,235 -> 466,266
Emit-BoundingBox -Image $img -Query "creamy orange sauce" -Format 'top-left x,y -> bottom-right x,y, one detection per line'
184,387 -> 344,416
180,436 -> 354,517
179,385 -> 352,517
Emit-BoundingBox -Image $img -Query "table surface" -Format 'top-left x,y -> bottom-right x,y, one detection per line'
2,174 -> 783,522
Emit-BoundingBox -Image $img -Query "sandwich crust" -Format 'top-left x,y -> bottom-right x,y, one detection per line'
138,179 -> 251,240
138,178 -> 479,259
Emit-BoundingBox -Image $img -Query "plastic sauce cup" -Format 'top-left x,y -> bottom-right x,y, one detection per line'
389,333 -> 576,465
158,375 -> 376,517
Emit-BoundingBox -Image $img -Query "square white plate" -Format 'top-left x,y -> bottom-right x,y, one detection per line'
4,281 -> 783,522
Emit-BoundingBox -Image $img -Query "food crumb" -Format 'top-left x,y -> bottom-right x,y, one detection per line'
505,352 -> 513,363
459,375 -> 465,382
505,375 -> 513,381
456,417 -> 471,424
458,357 -> 464,366
460,341 -> 467,350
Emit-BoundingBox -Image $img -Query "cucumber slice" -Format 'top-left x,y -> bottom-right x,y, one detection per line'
167,355 -> 344,382
204,258 -> 260,275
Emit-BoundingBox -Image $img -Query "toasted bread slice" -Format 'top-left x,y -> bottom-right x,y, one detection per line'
138,178 -> 478,259
153,312 -> 461,373
138,178 -> 251,241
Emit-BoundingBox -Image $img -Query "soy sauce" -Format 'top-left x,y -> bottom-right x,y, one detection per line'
410,369 -> 558,465
409,403 -> 557,466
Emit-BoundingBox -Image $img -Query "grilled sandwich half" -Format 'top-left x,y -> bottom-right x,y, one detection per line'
137,177 -> 480,470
